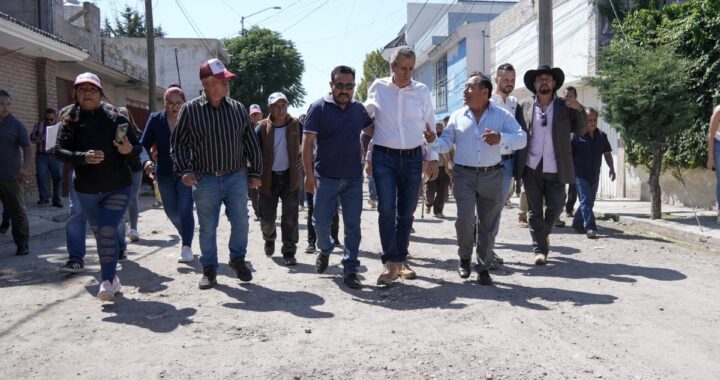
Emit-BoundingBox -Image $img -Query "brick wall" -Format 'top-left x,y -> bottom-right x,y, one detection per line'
0,46 -> 59,199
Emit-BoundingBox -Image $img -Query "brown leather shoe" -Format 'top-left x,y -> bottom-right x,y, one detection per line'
517,215 -> 529,228
377,263 -> 400,286
398,263 -> 416,279
534,253 -> 547,266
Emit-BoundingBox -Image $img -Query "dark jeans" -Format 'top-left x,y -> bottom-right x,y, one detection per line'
259,171 -> 299,257
425,166 -> 450,214
306,192 -> 339,244
572,177 -> 599,231
76,186 -> 132,281
522,166 -> 566,254
156,175 -> 195,247
36,153 -> 62,204
566,183 -> 577,215
372,145 -> 423,263
0,181 -> 29,244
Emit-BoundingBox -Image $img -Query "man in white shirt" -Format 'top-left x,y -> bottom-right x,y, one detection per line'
364,47 -> 439,286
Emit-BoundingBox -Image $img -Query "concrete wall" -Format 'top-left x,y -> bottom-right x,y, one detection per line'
626,166 -> 717,210
108,38 -> 229,101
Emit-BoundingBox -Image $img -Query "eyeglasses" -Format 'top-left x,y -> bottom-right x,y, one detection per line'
76,87 -> 100,94
541,112 -> 547,127
45,118 -> 56,123
333,82 -> 355,90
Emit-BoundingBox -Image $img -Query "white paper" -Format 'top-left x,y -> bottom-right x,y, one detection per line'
44,123 -> 60,151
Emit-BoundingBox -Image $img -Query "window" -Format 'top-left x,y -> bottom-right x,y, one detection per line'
434,55 -> 447,109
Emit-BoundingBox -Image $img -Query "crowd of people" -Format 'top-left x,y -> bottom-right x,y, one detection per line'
2,45 -> 719,301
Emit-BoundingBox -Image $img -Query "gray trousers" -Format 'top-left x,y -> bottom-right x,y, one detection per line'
452,165 -> 504,272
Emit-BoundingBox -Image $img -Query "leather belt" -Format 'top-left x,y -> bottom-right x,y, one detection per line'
456,163 -> 503,173
501,154 -> 515,160
374,145 -> 422,156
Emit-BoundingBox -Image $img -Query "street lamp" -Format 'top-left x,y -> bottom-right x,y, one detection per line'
241,6 -> 282,35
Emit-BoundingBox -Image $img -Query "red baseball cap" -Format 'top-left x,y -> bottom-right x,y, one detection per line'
199,58 -> 236,80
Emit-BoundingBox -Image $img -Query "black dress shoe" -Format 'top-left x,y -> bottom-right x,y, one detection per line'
264,241 -> 275,257
36,199 -> 49,205
52,202 -> 63,208
283,255 -> 297,266
493,253 -> 504,265
315,253 -> 329,273
199,267 -> 217,289
229,258 -> 253,282
343,273 -> 362,289
478,270 -> 493,286
118,250 -> 128,262
0,221 -> 10,234
458,259 -> 471,279
15,242 -> 29,256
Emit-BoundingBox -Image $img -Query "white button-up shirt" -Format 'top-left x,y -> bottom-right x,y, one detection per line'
490,93 -> 518,155
364,77 -> 437,160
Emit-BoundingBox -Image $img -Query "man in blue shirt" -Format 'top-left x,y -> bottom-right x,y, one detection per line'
571,107 -> 615,238
430,73 -> 526,285
0,89 -> 32,256
302,65 -> 373,289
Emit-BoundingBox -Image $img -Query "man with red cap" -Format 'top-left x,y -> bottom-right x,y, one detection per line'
171,58 -> 262,289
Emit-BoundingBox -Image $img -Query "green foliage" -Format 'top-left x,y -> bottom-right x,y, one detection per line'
355,49 -> 390,102
223,28 -> 306,112
613,0 -> 720,168
587,44 -> 696,165
101,6 -> 166,38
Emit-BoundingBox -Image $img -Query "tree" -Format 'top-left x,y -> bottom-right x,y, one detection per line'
223,27 -> 305,112
355,49 -> 390,102
586,44 -> 697,219
101,6 -> 166,38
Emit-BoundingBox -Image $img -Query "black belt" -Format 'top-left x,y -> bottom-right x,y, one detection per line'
456,163 -> 503,172
374,145 -> 422,156
272,169 -> 289,175
501,154 -> 515,160
202,170 -> 238,177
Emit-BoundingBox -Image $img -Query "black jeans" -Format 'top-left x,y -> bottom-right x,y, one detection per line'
566,183 -> 577,214
522,166 -> 566,254
258,171 -> 299,257
0,181 -> 29,244
305,192 -> 339,244
249,187 -> 260,218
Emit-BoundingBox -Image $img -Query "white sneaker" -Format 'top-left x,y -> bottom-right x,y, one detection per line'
97,275 -> 121,301
368,199 -> 377,208
128,229 -> 140,242
587,229 -> 598,239
179,245 -> 194,263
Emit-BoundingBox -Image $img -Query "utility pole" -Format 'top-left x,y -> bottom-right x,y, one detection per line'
145,0 -> 157,112
174,47 -> 182,87
538,0 -> 553,66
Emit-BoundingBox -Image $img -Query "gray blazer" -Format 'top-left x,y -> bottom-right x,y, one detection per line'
516,96 -> 587,184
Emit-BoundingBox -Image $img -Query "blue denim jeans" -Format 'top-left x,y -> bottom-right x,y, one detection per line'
313,175 -> 363,274
501,156 -> 515,201
36,153 -> 62,204
126,170 -> 143,230
714,139 -> 720,211
362,160 -> 378,201
76,186 -> 132,281
371,147 -> 423,263
157,175 -> 195,247
572,177 -> 599,231
67,172 -> 126,265
192,171 -> 249,270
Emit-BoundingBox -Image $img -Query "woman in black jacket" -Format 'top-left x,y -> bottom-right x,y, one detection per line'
56,72 -> 141,301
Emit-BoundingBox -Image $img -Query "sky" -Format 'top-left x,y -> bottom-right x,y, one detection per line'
93,0 -> 453,115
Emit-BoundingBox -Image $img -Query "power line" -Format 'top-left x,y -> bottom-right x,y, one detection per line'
405,0 -> 429,38
281,0 -> 332,34
254,0 -> 304,27
173,0 -> 214,55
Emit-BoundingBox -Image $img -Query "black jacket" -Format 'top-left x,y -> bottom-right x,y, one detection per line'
56,102 -> 141,194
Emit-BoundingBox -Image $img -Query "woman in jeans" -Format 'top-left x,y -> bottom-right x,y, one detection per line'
56,72 -> 141,301
140,85 -> 195,263
118,107 -> 145,242
708,105 -> 720,224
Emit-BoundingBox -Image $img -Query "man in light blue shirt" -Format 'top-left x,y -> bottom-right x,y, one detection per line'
429,72 -> 526,285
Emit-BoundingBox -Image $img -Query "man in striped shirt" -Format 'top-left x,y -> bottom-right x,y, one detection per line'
170,58 -> 262,290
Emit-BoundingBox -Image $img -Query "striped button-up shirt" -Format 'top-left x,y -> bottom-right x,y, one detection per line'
431,103 -> 526,167
170,95 -> 262,178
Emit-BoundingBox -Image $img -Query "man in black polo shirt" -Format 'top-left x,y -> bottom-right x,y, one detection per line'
571,107 -> 615,239
0,89 -> 32,256
303,65 -> 373,289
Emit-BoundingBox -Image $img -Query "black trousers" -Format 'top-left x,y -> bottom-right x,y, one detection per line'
258,171 -> 299,257
522,166 -> 565,254
566,183 -> 577,214
425,167 -> 451,215
249,187 -> 260,218
0,181 -> 29,244
305,192 -> 339,244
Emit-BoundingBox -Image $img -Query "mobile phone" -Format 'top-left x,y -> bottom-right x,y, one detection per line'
115,123 -> 128,143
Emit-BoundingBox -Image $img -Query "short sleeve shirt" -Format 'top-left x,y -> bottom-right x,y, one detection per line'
0,114 -> 30,181
304,94 -> 373,178
571,129 -> 612,183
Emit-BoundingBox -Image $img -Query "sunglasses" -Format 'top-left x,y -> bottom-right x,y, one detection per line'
333,82 -> 355,90
45,118 -> 56,123
541,112 -> 547,127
